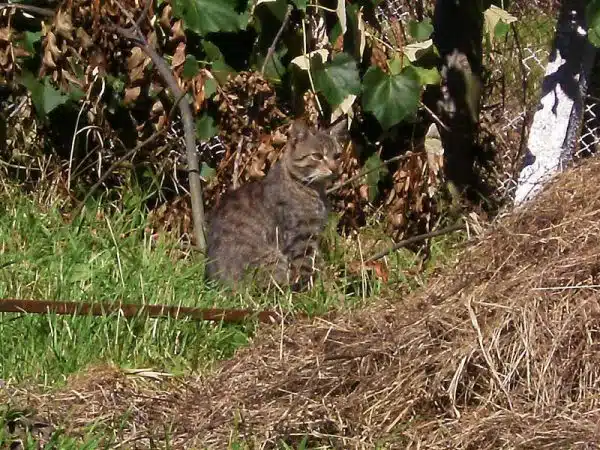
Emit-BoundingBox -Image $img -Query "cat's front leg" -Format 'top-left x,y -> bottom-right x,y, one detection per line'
288,238 -> 320,291
259,250 -> 291,288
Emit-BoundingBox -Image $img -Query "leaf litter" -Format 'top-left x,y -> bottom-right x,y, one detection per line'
4,149 -> 600,449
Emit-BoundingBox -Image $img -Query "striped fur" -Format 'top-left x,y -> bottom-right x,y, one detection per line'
205,119 -> 348,290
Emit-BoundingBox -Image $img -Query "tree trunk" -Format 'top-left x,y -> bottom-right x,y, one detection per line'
432,0 -> 489,193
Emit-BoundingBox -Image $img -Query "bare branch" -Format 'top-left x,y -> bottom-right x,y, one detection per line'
109,2 -> 207,252
420,101 -> 450,132
301,18 -> 323,116
509,23 -> 531,176
261,5 -> 293,75
365,221 -> 465,263
135,0 -> 154,29
0,298 -> 297,324
73,92 -> 187,219
0,3 -> 55,17
327,152 -> 415,194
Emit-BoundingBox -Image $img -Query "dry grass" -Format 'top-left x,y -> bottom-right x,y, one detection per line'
5,157 -> 600,448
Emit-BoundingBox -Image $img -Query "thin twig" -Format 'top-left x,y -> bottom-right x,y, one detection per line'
0,3 -> 55,17
0,298 -> 298,325
531,285 -> 600,291
306,4 -> 337,13
365,221 -> 465,263
110,1 -> 207,252
510,23 -> 531,175
586,94 -> 600,104
73,92 -> 187,219
261,5 -> 293,75
67,101 -> 89,191
73,129 -> 167,218
420,101 -> 450,132
301,18 -> 323,116
364,30 -> 398,54
327,152 -> 415,194
232,136 -> 244,190
135,0 -> 154,29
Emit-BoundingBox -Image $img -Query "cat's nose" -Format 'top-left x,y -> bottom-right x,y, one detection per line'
325,157 -> 338,172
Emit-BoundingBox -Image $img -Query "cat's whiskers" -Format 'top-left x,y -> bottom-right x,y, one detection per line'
302,167 -> 335,186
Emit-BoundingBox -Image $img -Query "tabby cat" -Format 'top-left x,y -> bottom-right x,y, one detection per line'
205,119 -> 348,290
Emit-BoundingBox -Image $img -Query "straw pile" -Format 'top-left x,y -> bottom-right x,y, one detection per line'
8,157 -> 600,448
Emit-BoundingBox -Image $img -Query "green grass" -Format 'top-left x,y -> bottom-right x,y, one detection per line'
0,185 -> 464,385
0,185 -> 430,386
0,187 -> 260,385
0,183 -> 464,447
0,406 -> 103,449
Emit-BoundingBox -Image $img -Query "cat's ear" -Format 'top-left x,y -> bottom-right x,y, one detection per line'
289,119 -> 311,142
327,118 -> 349,143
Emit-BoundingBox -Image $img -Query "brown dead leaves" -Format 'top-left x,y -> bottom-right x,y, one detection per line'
1,0 -> 450,241
36,0 -> 217,131
0,10 -> 30,77
386,151 -> 441,233
205,72 -> 289,199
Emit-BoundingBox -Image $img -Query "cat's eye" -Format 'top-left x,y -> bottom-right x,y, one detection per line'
311,153 -> 324,160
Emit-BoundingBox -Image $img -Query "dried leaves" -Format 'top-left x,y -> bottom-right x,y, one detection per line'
202,71 -> 289,205
1,0 -> 449,239
0,10 -> 32,77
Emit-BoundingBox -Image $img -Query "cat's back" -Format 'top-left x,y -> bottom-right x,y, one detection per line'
205,173 -> 280,283
207,178 -> 273,241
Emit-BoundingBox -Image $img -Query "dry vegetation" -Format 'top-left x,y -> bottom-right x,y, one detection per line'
3,0 -> 598,448
4,149 -> 600,448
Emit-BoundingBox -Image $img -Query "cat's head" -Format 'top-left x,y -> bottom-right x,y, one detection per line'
283,119 -> 349,186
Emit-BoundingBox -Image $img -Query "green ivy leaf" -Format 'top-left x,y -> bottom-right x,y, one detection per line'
403,39 -> 434,62
291,0 -> 307,11
261,47 -> 288,82
494,20 -> 510,40
172,0 -> 245,35
387,56 -> 409,75
68,84 -> 86,102
406,65 -> 441,86
290,49 -> 328,71
362,66 -> 420,130
201,39 -> 235,84
329,20 -> 343,48
200,162 -> 217,182
257,0 -> 288,20
21,31 -> 42,54
313,52 -> 361,107
211,59 -> 236,85
196,114 -> 218,141
587,0 -> 600,47
107,75 -> 125,94
39,83 -> 70,115
17,72 -> 70,118
364,153 -> 388,202
66,56 -> 85,80
483,5 -> 516,45
202,40 -> 224,61
407,18 -> 433,41
183,55 -> 200,79
345,3 -> 366,60
590,28 -> 600,47
204,78 -> 218,99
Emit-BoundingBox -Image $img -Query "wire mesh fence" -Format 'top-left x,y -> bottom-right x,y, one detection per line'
374,0 -> 600,197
